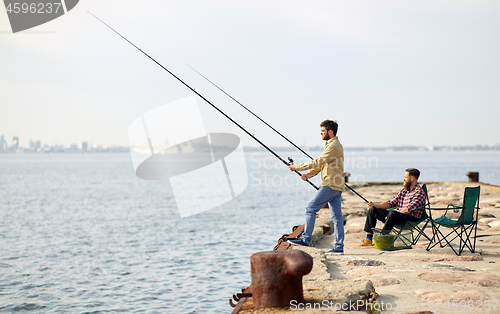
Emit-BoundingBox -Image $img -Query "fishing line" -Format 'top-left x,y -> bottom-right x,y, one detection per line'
88,11 -> 319,191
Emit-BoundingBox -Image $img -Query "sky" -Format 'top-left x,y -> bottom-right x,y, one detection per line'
1,0 -> 499,149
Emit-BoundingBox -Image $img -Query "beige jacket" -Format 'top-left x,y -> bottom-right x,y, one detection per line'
295,136 -> 345,192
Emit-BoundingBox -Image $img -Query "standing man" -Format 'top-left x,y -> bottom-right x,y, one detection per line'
355,168 -> 426,247
287,120 -> 345,255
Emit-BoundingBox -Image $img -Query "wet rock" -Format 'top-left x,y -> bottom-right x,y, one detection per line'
488,220 -> 500,229
372,277 -> 405,286
345,226 -> 364,234
416,290 -> 490,302
344,213 -> 363,223
346,268 -> 389,276
424,262 -> 475,272
344,217 -> 366,234
296,247 -> 376,307
345,260 -> 385,267
434,256 -> 483,262
487,238 -> 500,244
480,213 -> 497,218
479,207 -> 500,217
479,218 -> 496,225
417,272 -> 500,287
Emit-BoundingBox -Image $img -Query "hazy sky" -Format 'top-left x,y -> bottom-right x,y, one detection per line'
1,0 -> 499,148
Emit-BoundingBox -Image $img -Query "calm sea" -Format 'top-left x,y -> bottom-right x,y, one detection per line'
0,150 -> 499,313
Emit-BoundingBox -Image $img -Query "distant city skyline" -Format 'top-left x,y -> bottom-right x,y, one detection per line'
0,134 -> 128,153
1,133 -> 499,154
0,134 -> 92,150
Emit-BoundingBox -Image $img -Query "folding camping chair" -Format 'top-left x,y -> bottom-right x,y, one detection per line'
391,184 -> 431,246
426,186 -> 480,256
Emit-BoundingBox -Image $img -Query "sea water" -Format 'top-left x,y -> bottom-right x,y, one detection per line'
0,150 -> 498,313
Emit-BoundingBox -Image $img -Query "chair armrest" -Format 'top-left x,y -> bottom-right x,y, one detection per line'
427,207 -> 451,219
429,206 -> 459,219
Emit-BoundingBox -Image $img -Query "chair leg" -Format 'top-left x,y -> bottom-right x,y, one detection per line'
470,221 -> 478,253
442,225 -> 476,256
427,221 -> 441,251
433,224 -> 449,248
459,223 -> 476,254
412,220 -> 431,245
429,222 -> 438,245
436,226 -> 449,248
420,220 -> 432,242
426,221 -> 460,255
442,227 -> 461,255
458,225 -> 466,255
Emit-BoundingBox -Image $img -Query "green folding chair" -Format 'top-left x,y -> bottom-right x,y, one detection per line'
391,184 -> 431,246
426,186 -> 480,256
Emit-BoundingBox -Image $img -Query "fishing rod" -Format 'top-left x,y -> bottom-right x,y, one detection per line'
88,12 -> 319,191
186,64 -> 369,203
186,64 -> 315,160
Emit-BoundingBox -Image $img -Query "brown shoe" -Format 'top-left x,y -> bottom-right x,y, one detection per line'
355,239 -> 373,247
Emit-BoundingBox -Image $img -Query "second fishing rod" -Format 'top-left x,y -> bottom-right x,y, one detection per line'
187,64 -> 369,204
88,12 -> 319,191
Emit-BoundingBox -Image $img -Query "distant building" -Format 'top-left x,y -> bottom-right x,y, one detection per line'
0,135 -> 6,150
11,136 -> 19,150
70,144 -> 78,151
35,140 -> 41,149
29,139 -> 35,149
82,141 -> 88,151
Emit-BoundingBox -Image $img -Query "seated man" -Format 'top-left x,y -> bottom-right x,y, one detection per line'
356,168 -> 426,247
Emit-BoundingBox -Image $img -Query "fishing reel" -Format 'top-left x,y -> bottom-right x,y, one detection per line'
288,157 -> 294,165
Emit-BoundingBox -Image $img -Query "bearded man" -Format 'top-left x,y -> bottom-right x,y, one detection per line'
355,168 -> 426,247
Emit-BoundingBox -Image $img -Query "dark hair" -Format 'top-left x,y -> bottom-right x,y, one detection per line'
406,168 -> 420,180
320,120 -> 338,136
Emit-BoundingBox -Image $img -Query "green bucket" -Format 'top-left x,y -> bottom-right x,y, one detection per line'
373,234 -> 395,250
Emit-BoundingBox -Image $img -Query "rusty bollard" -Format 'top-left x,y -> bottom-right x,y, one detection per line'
466,171 -> 479,182
251,250 -> 313,309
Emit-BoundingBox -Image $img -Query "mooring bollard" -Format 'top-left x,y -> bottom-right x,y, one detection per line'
466,171 -> 479,182
250,250 -> 313,309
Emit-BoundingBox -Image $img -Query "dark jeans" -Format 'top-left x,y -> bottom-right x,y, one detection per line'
363,207 -> 418,234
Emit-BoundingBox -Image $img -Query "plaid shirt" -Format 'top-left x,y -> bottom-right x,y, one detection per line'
387,183 -> 426,219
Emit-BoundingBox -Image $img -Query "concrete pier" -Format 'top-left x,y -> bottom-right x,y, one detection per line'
233,181 -> 500,313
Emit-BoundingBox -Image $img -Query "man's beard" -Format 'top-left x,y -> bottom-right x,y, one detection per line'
323,133 -> 331,141
403,180 -> 411,190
